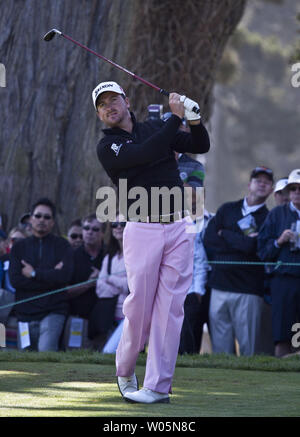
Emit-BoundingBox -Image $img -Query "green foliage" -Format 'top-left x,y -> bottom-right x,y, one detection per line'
289,11 -> 300,62
217,13 -> 300,85
233,28 -> 291,57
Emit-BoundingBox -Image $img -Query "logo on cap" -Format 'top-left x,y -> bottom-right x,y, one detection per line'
92,81 -> 125,110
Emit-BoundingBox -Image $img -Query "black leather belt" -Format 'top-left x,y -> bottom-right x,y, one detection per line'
131,210 -> 189,224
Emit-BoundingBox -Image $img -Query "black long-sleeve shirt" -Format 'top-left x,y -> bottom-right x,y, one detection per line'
9,233 -> 74,321
203,199 -> 269,296
69,244 -> 106,319
97,113 -> 210,217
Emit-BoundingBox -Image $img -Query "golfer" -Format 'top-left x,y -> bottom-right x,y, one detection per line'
93,81 -> 210,404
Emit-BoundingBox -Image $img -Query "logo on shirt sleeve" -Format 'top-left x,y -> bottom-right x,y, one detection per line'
180,171 -> 188,181
110,143 -> 123,156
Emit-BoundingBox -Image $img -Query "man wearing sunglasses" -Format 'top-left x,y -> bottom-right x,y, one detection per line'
204,167 -> 274,356
66,214 -> 106,348
9,198 -> 74,351
93,81 -> 210,404
258,169 -> 300,357
67,219 -> 83,250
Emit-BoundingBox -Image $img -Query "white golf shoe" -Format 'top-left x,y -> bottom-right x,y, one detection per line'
117,374 -> 139,397
124,387 -> 170,404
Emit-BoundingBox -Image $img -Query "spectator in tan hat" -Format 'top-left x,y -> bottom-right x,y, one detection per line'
274,178 -> 289,206
258,168 -> 300,357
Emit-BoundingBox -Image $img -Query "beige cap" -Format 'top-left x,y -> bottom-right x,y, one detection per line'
286,169 -> 300,188
274,178 -> 288,193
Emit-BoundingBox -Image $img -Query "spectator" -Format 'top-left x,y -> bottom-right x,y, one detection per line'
19,212 -> 33,237
93,214 -> 128,352
0,226 -> 27,324
9,198 -> 74,351
261,178 -> 289,355
0,230 -> 8,256
178,153 -> 205,186
273,178 -> 289,206
258,169 -> 300,357
67,219 -> 83,250
67,214 -> 106,346
175,145 -> 212,355
8,227 -> 27,250
203,167 -> 274,356
179,207 -> 213,354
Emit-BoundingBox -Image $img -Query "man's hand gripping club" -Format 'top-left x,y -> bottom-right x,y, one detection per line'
169,93 -> 201,124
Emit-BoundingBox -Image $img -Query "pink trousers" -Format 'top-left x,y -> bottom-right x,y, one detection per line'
116,220 -> 194,393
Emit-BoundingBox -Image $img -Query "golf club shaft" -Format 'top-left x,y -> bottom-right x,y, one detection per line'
61,32 -> 169,97
44,29 -> 200,114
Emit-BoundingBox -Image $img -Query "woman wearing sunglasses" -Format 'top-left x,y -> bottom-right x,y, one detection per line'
91,216 -> 128,352
0,226 -> 27,325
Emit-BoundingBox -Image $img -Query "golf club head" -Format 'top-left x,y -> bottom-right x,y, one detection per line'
43,29 -> 62,42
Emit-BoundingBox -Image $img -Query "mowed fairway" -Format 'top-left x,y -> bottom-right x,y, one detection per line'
0,351 -> 300,417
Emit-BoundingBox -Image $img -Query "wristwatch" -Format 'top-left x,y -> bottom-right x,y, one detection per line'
31,270 -> 36,278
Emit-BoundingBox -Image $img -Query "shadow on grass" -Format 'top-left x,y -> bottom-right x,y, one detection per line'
1,362 -> 300,417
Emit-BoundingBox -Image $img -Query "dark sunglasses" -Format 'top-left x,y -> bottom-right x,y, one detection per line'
70,233 -> 83,240
33,213 -> 52,220
111,222 -> 126,229
289,185 -> 300,192
83,225 -> 101,232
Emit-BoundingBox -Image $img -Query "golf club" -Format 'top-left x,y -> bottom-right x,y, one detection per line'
43,28 -> 200,115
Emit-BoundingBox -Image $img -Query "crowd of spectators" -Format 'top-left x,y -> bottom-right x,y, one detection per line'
0,166 -> 299,358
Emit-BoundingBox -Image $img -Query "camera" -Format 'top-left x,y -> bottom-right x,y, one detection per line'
147,104 -> 163,120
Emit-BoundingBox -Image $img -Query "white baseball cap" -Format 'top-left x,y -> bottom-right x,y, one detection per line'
286,169 -> 300,188
92,81 -> 125,110
274,178 -> 288,193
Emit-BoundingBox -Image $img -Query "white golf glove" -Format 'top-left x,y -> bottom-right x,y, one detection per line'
180,95 -> 201,121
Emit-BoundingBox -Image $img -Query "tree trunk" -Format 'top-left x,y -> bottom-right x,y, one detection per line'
0,0 -> 246,234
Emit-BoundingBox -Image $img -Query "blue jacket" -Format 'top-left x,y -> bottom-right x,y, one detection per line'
258,203 -> 300,277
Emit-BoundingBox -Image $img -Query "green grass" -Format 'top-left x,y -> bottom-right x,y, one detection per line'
0,350 -> 299,417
